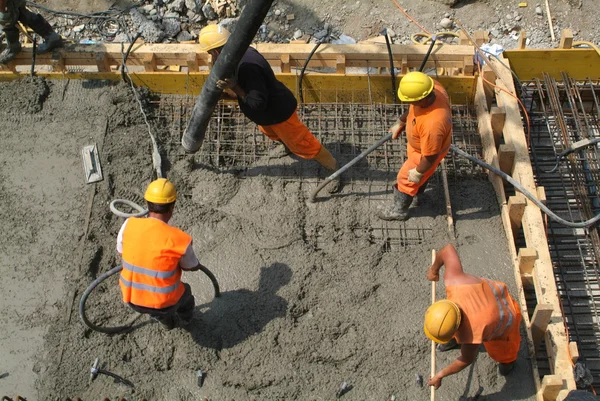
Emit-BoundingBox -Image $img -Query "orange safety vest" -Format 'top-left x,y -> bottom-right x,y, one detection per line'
119,217 -> 190,309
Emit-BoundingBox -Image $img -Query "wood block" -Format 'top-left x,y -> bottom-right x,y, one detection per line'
491,106 -> 506,146
508,194 -> 526,236
458,30 -> 470,45
569,342 -> 579,364
537,186 -> 547,205
289,39 -> 308,44
498,144 -> 515,174
482,66 -> 496,110
95,52 -> 111,72
336,55 -> 346,74
51,52 -> 65,72
541,374 -> 563,400
401,55 -> 408,74
463,55 -> 474,76
518,30 -> 527,49
143,53 -> 157,71
518,248 -> 537,275
186,53 -> 198,72
280,54 -> 290,73
473,31 -> 488,46
559,29 -> 573,49
286,13 -> 295,21
531,304 -> 553,350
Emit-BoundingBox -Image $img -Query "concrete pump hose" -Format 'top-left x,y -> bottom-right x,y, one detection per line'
109,199 -> 148,218
309,132 -> 393,203
450,144 -> 600,229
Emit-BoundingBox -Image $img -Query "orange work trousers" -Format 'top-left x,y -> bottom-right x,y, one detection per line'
396,143 -> 450,196
258,110 -> 322,159
483,297 -> 523,364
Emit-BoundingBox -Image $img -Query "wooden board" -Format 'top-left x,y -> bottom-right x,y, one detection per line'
504,49 -> 600,80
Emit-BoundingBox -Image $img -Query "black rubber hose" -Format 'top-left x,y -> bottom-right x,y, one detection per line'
182,0 -> 274,153
121,32 -> 142,84
30,34 -> 37,77
419,34 -> 437,72
299,40 -> 322,104
382,29 -> 396,100
79,264 -> 221,334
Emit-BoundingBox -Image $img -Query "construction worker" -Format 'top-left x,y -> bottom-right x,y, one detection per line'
0,0 -> 63,64
117,178 -> 205,330
379,71 -> 452,221
198,24 -> 340,192
424,244 -> 522,389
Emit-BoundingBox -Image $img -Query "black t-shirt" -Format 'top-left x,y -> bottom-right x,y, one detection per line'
236,47 -> 297,126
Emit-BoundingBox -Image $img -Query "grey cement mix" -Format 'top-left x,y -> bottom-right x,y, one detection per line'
0,78 -> 536,400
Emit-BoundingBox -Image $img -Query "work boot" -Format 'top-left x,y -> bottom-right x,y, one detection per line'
411,181 -> 429,208
499,362 -> 515,376
436,338 -> 459,352
313,146 -> 341,194
36,32 -> 63,54
0,29 -> 21,64
152,314 -> 176,330
378,187 -> 413,221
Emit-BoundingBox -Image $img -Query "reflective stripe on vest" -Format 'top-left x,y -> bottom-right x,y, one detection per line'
119,217 -> 190,309
482,278 -> 515,340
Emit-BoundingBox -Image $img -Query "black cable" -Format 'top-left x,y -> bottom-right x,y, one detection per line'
299,40 -> 322,104
121,31 -> 143,83
419,35 -> 437,72
382,29 -> 396,102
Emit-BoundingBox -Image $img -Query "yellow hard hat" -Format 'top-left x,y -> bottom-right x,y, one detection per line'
397,71 -> 434,102
424,300 -> 462,344
198,24 -> 230,52
144,178 -> 177,204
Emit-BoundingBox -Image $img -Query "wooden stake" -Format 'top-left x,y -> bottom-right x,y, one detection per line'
545,0 -> 555,42
431,249 -> 437,401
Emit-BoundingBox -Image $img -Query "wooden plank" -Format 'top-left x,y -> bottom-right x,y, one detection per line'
51,53 -> 65,72
498,144 -> 516,174
401,55 -> 408,74
473,31 -> 488,46
493,55 -> 575,397
541,375 -> 563,401
482,66 -> 496,110
530,304 -> 553,350
186,53 -> 198,72
335,55 -> 345,74
518,30 -> 527,49
504,49 -> 600,80
518,248 -> 537,275
537,186 -> 547,206
463,55 -> 474,76
559,29 -> 573,49
508,194 -> 527,236
95,52 -> 111,72
569,342 -> 579,364
143,53 -> 157,72
458,31 -> 470,45
490,106 -> 506,147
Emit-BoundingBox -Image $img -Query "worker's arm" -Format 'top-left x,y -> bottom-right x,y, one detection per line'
416,153 -> 438,174
390,111 -> 409,140
179,241 -> 205,272
428,343 -> 479,389
427,244 -> 465,284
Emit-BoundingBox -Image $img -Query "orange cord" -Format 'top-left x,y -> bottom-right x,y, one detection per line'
390,0 -> 431,35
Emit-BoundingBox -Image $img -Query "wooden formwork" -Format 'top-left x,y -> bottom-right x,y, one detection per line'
0,36 -> 590,400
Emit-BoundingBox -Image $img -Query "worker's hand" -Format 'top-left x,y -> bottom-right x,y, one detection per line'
427,266 -> 439,282
0,11 -> 11,24
216,78 -> 236,90
408,168 -> 423,184
428,374 -> 443,389
221,88 -> 238,100
389,121 -> 406,140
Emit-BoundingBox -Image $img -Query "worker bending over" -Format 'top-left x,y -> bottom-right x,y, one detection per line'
425,244 -> 522,389
117,179 -> 206,330
198,24 -> 340,192
0,0 -> 62,64
379,71 -> 452,221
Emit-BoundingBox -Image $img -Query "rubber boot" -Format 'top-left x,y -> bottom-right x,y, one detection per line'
499,362 -> 515,376
0,29 -> 22,64
378,187 -> 413,221
410,180 -> 428,208
313,145 -> 341,193
37,32 -> 63,54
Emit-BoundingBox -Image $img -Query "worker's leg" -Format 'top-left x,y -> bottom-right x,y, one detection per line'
18,6 -> 62,54
0,25 -> 22,64
175,283 -> 196,326
397,144 -> 449,197
483,299 -> 522,373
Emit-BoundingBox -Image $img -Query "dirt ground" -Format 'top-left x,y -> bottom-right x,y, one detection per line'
0,76 -> 538,400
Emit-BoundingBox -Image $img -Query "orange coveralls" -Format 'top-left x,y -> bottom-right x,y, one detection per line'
397,81 -> 453,196
258,111 -> 322,159
446,278 -> 522,364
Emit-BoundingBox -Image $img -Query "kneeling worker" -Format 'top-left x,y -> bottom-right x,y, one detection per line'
425,244 -> 522,389
117,178 -> 205,330
198,24 -> 340,192
0,0 -> 63,64
379,71 -> 452,221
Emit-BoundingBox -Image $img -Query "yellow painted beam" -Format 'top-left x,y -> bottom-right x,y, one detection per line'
504,49 -> 600,80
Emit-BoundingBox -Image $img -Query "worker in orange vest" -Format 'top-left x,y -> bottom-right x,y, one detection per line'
117,178 -> 205,330
379,71 -> 452,221
197,24 -> 340,192
424,244 -> 522,389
